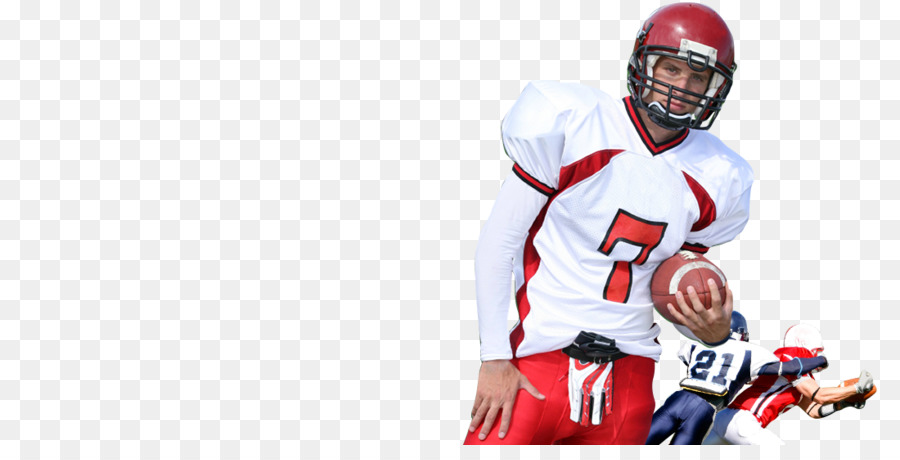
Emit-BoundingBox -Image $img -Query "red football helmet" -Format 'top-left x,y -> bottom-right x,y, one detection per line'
627,3 -> 737,130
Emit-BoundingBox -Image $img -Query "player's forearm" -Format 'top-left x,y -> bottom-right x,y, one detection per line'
475,249 -> 515,361
809,386 -> 856,405
474,214 -> 517,360
475,173 -> 547,360
758,357 -> 827,377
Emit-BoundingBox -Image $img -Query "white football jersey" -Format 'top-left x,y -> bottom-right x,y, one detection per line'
677,341 -> 778,407
501,81 -> 753,360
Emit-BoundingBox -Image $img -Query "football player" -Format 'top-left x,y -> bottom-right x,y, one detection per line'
646,312 -> 829,445
466,3 -> 754,445
703,324 -> 876,445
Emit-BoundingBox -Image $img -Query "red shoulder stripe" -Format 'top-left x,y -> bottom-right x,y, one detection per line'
512,163 -> 555,196
558,149 -> 625,190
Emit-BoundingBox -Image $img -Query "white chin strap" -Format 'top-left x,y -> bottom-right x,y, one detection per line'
647,101 -> 691,121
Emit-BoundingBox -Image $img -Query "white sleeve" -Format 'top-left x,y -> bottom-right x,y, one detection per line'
684,163 -> 753,249
501,81 -> 569,193
475,171 -> 549,361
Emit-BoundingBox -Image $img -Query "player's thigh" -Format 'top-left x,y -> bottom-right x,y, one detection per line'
610,355 -> 656,444
462,390 -> 549,445
645,393 -> 682,444
745,423 -> 784,446
723,409 -> 781,446
670,402 -> 714,445
704,408 -> 736,445
702,427 -> 727,445
645,408 -> 677,444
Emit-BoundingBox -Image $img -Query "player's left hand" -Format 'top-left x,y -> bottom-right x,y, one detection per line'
666,280 -> 733,345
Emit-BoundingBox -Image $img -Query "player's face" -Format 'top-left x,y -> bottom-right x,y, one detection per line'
646,57 -> 713,114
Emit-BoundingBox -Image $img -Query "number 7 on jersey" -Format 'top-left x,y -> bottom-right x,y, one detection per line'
598,209 -> 668,303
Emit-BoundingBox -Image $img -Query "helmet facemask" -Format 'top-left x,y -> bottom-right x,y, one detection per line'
730,325 -> 749,342
628,36 -> 736,130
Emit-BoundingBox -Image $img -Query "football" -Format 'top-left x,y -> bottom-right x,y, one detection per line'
650,250 -> 727,324
839,377 -> 878,404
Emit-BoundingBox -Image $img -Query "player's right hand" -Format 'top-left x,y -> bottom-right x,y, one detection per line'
469,359 -> 544,441
666,280 -> 733,345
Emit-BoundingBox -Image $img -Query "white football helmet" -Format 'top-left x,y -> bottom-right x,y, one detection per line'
783,323 -> 824,356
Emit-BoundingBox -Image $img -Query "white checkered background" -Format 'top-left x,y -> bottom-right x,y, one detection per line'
0,0 -> 896,458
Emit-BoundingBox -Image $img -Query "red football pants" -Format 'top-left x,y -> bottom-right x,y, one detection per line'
464,350 -> 655,445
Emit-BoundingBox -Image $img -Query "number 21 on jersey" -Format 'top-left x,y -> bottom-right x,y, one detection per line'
679,349 -> 735,396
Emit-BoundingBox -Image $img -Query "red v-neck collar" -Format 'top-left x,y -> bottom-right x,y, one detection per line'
623,97 -> 690,155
